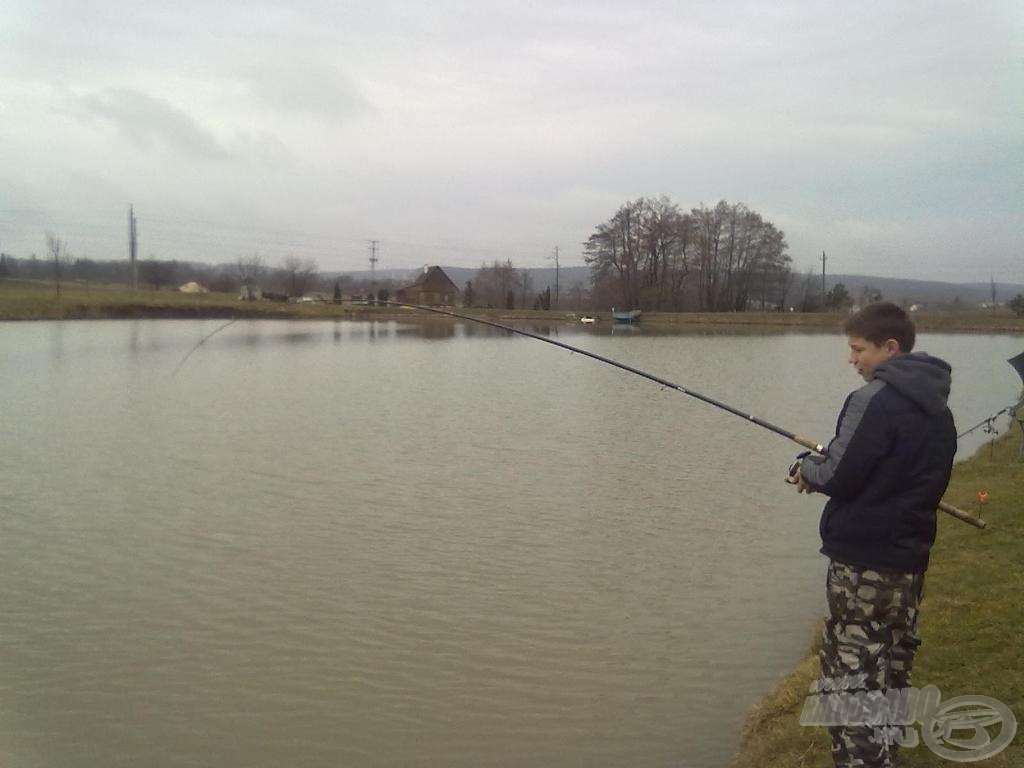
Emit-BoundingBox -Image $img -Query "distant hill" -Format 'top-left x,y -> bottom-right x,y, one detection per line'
328,266 -> 592,292
330,266 -> 1023,308
824,274 -> 1024,308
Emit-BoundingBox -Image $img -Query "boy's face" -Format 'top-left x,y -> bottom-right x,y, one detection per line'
847,335 -> 900,381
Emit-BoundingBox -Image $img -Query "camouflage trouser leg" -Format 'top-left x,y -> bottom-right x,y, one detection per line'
820,559 -> 924,768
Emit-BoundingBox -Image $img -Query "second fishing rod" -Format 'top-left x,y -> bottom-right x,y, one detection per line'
355,299 -> 984,529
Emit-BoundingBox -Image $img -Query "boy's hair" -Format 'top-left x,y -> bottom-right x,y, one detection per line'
843,301 -> 915,352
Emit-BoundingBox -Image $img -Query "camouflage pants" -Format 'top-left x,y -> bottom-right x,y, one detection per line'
820,559 -> 924,768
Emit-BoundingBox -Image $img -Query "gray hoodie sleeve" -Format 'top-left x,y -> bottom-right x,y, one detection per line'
801,379 -> 891,498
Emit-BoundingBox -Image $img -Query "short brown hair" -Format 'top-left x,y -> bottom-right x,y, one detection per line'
843,301 -> 915,352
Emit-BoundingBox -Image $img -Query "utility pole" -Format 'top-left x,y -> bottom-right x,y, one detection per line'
368,239 -> 379,305
129,205 -> 138,291
821,250 -> 827,307
549,245 -> 560,309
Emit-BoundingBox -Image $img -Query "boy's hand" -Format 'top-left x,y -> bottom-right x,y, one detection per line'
786,465 -> 816,494
785,452 -> 816,494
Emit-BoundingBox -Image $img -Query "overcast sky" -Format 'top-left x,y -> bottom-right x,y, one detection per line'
1,1 -> 1021,282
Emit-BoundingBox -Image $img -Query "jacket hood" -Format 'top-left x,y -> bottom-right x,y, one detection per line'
874,352 -> 952,415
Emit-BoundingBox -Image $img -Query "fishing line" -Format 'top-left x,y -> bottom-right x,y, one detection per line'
171,318 -> 238,377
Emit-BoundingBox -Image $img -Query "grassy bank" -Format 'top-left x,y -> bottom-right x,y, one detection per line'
2,278 -> 1023,332
731,431 -> 1023,766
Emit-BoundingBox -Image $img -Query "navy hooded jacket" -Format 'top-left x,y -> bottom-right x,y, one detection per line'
800,352 -> 957,573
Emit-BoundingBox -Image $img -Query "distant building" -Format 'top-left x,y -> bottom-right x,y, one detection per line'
396,266 -> 459,306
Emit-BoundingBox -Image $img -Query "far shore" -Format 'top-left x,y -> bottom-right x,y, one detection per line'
2,278 -> 1022,333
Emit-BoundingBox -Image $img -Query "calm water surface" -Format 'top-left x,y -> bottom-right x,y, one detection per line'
1,320 -> 1019,768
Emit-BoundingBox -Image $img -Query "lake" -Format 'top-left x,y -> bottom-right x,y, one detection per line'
1,319 -> 1020,767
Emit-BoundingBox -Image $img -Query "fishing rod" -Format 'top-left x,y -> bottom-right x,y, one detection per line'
957,351 -> 1024,439
172,300 -> 986,529
174,303 -> 821,451
957,404 -> 1018,439
373,299 -> 829,449
362,299 -> 986,528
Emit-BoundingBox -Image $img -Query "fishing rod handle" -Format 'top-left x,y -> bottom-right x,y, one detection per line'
792,434 -> 826,454
937,501 -> 987,529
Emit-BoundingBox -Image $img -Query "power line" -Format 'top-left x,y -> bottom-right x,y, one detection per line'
0,208 -> 571,269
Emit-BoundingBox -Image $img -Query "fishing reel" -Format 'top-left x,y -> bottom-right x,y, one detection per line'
786,451 -> 812,484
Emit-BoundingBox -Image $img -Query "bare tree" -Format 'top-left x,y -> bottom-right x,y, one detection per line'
688,201 -> 790,311
586,196 -> 719,311
473,259 -> 521,308
519,268 -> 533,310
648,197 -> 693,310
799,268 -> 825,312
565,281 -> 588,310
858,285 -> 883,306
774,265 -> 796,311
237,253 -> 266,286
1009,294 -> 1024,318
584,198 -> 645,309
46,232 -> 70,298
142,254 -> 176,291
282,255 -> 319,297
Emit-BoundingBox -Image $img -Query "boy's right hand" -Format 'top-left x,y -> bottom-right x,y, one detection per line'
786,452 -> 815,493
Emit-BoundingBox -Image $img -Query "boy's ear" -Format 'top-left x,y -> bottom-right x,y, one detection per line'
883,338 -> 901,357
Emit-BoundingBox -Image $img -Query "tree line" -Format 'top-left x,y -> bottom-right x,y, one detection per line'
462,259 -> 551,310
583,196 -> 792,312
0,245 -> 334,297
5,216 -> 1016,313
463,197 -> 795,313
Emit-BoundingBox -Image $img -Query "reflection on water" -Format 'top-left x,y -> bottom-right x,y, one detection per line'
393,321 -> 457,340
0,319 -> 1020,768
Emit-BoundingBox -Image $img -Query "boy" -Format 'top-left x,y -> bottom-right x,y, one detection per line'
789,302 -> 956,768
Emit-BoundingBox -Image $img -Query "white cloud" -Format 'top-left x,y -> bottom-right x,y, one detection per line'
74,88 -> 229,160
0,0 -> 1020,281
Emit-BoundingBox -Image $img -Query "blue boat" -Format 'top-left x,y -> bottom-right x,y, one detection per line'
611,308 -> 642,324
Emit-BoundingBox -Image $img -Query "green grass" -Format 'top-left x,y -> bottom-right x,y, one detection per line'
731,431 -> 1024,766
2,278 -> 1023,331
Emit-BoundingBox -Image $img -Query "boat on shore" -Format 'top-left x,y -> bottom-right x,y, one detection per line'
611,308 -> 642,324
